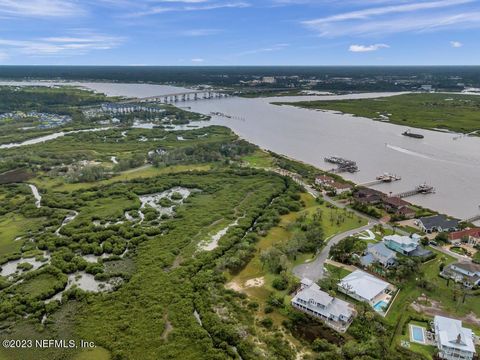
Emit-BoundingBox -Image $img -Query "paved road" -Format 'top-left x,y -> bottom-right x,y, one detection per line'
431,245 -> 472,262
271,167 -> 414,282
270,167 -> 416,281
292,223 -> 375,281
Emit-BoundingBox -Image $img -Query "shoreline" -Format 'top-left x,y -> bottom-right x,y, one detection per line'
1,81 -> 478,223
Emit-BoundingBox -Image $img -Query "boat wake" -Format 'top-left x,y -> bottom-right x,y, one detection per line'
385,144 -> 433,160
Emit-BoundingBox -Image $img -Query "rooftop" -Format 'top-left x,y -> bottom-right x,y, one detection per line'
434,315 -> 476,354
449,228 -> 480,241
383,234 -> 419,251
339,270 -> 391,302
452,262 -> 480,274
418,214 -> 460,230
293,280 -> 354,320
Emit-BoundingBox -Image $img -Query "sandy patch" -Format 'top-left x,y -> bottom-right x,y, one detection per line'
411,295 -> 480,327
244,277 -> 265,288
225,281 -> 243,292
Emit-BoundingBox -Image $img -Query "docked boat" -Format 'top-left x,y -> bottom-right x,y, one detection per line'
402,129 -> 424,139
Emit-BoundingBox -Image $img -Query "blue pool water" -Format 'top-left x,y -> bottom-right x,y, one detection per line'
373,300 -> 388,312
411,326 -> 425,343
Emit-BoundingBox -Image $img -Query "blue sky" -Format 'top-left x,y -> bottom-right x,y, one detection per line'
0,0 -> 479,65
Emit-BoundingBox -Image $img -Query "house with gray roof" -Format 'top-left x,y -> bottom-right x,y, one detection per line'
360,242 -> 397,268
434,315 -> 476,360
440,262 -> 480,288
416,215 -> 460,233
292,279 -> 356,332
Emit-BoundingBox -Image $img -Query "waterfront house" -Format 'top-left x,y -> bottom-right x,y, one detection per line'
353,188 -> 384,205
360,242 -> 397,268
433,315 -> 476,360
315,175 -> 335,186
448,228 -> 480,246
383,196 -> 410,213
396,206 -> 416,219
416,215 -> 460,233
330,182 -> 353,195
338,270 -> 395,308
315,176 -> 352,194
440,262 -> 480,288
292,279 -> 356,332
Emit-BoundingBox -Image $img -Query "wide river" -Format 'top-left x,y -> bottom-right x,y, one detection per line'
2,81 -> 479,222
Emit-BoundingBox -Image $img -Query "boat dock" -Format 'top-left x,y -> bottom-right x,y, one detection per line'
209,112 -> 245,121
465,214 -> 480,223
359,173 -> 401,187
393,183 -> 435,198
324,156 -> 359,173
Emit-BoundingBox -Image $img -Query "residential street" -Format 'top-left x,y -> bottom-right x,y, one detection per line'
292,222 -> 376,281
271,167 -> 412,282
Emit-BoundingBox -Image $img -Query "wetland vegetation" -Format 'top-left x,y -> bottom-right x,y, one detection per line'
278,93 -> 480,134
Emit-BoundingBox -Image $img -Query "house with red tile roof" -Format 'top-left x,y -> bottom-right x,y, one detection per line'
448,228 -> 480,245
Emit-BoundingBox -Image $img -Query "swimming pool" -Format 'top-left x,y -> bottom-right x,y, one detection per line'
410,325 -> 426,344
373,300 -> 388,312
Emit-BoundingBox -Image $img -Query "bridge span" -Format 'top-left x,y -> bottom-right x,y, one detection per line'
120,90 -> 233,104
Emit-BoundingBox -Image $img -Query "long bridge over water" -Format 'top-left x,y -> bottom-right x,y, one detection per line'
120,90 -> 233,104
119,87 -> 292,104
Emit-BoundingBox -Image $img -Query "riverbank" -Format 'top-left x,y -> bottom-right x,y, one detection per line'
2,80 -> 479,222
275,92 -> 480,135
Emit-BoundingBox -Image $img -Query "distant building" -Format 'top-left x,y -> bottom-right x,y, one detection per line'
416,215 -> 460,233
448,228 -> 480,245
338,270 -> 395,307
433,315 -> 476,360
291,279 -> 356,332
440,262 -> 480,288
262,76 -> 276,84
360,242 -> 397,268
420,84 -> 433,92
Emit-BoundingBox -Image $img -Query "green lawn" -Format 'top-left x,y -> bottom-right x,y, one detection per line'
324,263 -> 352,278
278,93 -> 480,134
397,320 -> 436,360
242,150 -> 275,168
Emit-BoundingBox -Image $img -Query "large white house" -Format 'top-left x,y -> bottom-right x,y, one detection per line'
291,278 -> 356,332
337,270 -> 395,313
434,315 -> 476,360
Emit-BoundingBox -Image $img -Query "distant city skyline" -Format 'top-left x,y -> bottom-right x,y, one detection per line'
0,0 -> 478,65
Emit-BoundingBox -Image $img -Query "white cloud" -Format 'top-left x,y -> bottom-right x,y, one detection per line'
181,29 -> 222,36
126,1 -> 250,17
236,43 -> 289,56
450,40 -> 463,47
302,0 -> 479,37
191,58 -> 205,62
0,32 -> 124,57
0,0 -> 82,18
349,43 -> 389,52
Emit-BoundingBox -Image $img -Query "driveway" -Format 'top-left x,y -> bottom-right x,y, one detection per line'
292,222 -> 375,282
271,167 -> 408,281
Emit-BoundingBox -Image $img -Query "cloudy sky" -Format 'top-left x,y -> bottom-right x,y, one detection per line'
0,0 -> 478,65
